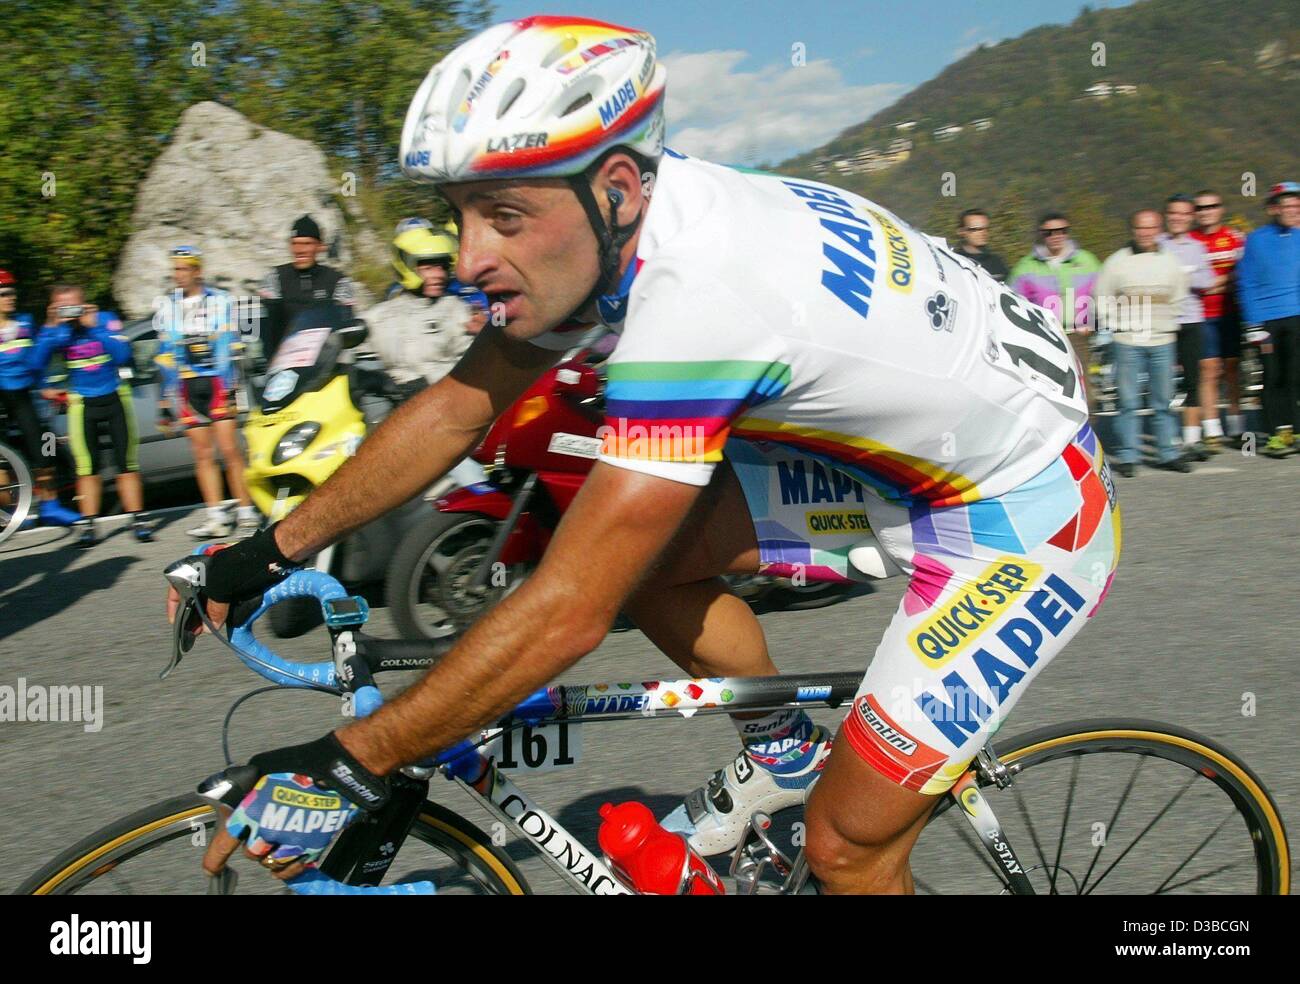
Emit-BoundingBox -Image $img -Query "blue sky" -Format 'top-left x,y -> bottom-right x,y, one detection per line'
491,0 -> 1138,162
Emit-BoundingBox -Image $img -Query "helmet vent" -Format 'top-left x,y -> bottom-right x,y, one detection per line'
560,92 -> 593,117
541,36 -> 578,68
497,78 -> 525,118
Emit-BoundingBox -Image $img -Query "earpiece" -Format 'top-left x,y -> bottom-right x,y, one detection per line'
607,188 -> 625,209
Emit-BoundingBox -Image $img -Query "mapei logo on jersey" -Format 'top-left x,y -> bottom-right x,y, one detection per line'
926,290 -> 957,332
806,510 -> 871,535
781,179 -> 878,320
867,209 -> 914,293
777,457 -> 866,506
598,79 -> 638,128
486,131 -> 549,153
915,573 -> 1088,748
909,558 -> 1043,669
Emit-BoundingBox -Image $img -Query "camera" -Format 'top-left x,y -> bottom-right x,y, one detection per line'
58,305 -> 85,320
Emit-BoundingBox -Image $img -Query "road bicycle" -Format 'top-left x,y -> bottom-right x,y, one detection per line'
18,568 -> 1290,895
0,440 -> 33,546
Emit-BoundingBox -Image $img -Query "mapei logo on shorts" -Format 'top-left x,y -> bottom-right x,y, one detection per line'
271,785 -> 342,810
908,558 -> 1043,669
867,209 -> 914,293
805,510 -> 871,535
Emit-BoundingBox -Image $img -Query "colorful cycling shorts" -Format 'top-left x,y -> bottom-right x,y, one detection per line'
728,423 -> 1121,795
179,376 -> 234,427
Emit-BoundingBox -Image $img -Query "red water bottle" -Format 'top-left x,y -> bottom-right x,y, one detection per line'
597,801 -> 725,895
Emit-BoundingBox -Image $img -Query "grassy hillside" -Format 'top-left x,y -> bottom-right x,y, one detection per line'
780,0 -> 1298,261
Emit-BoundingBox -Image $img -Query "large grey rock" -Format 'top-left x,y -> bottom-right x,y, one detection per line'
114,101 -> 382,320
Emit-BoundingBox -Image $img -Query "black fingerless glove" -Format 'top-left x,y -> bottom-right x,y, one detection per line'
249,732 -> 391,812
199,523 -> 298,604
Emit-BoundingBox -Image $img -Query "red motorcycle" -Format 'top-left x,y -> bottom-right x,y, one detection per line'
384,348 -> 851,641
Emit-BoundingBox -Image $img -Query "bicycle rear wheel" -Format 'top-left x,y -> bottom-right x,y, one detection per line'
17,794 -> 531,895
914,720 -> 1289,895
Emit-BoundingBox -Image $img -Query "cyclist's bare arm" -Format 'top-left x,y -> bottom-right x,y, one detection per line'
336,461 -> 703,775
274,324 -> 556,561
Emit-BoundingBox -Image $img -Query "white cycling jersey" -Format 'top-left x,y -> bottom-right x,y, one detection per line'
531,151 -> 1088,507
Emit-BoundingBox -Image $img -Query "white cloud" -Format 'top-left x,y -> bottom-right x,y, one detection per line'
662,50 -> 906,165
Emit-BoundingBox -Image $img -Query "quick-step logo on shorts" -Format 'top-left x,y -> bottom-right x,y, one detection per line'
908,558 -> 1043,670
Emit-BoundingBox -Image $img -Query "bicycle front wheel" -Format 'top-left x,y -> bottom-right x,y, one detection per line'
17,795 -> 531,895
0,441 -> 33,546
915,720 -> 1290,895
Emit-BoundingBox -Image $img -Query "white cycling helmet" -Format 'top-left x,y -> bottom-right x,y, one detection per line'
399,15 -> 666,184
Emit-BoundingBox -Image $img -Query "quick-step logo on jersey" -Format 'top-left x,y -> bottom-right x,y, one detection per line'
867,208 -> 914,293
782,179 -> 879,319
908,559 -> 1043,669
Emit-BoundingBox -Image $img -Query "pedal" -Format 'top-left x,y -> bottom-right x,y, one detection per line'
728,810 -> 793,895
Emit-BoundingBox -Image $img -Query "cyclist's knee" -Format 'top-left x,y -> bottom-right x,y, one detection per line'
803,811 -> 908,893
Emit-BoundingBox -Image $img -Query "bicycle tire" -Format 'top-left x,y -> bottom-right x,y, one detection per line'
0,440 -> 34,545
924,719 -> 1289,895
16,794 -> 532,895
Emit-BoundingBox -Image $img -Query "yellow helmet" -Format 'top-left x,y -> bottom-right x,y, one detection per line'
392,223 -> 459,291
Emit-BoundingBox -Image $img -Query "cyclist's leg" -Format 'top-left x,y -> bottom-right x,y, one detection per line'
805,424 -> 1121,893
186,419 -> 222,506
108,385 -> 144,513
68,393 -> 102,517
211,415 -> 250,508
622,459 -> 771,678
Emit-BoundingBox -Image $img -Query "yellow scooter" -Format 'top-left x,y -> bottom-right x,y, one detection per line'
243,309 -> 422,636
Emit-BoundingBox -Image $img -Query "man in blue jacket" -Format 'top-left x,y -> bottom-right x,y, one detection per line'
1237,182 -> 1300,457
0,270 -> 82,527
31,285 -> 153,546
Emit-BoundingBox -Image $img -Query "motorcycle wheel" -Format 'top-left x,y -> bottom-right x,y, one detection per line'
385,511 -> 526,642
760,580 -> 853,612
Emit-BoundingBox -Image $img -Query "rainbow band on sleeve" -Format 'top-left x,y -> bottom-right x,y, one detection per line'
602,360 -> 792,462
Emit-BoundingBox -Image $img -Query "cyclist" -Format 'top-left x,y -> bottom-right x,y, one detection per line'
365,222 -> 485,399
0,269 -> 82,527
154,246 -> 258,538
33,286 -> 152,547
171,16 -> 1120,894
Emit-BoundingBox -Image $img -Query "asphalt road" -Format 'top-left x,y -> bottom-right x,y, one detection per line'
1,451 -> 1296,895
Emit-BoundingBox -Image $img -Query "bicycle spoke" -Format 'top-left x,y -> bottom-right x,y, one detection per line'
1011,784 -> 1054,891
1150,809 -> 1238,893
1161,858 -> 1249,894
1078,753 -> 1145,892
1048,755 -> 1081,895
1084,771 -> 1198,895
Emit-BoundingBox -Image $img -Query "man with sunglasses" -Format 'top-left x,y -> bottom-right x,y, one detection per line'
954,208 -> 1008,283
1237,182 -> 1300,457
1010,212 -> 1101,413
1190,191 -> 1247,446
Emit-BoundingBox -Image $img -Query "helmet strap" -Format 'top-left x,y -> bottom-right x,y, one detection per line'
566,173 -> 643,324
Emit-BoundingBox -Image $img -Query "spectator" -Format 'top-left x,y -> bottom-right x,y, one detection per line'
30,286 -> 153,547
1158,195 -> 1216,460
1095,209 -> 1191,475
1190,189 -> 1248,446
1010,211 -> 1102,412
1237,182 -> 1300,457
363,222 -> 482,399
954,208 -> 1009,282
257,215 -> 355,362
154,246 -> 259,538
0,270 -> 82,527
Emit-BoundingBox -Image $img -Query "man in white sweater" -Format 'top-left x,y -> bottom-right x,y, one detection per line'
1095,209 -> 1191,475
